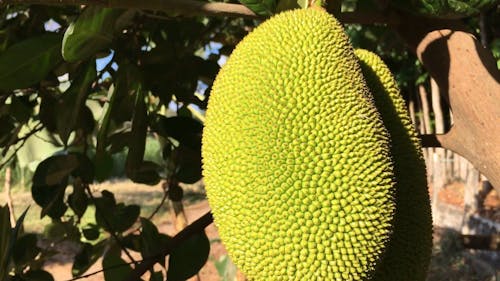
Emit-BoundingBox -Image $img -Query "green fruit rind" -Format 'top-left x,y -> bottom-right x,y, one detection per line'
355,49 -> 433,281
203,9 -> 396,281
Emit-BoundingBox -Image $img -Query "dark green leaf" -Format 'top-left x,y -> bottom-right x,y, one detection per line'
139,218 -> 170,265
12,234 -> 40,267
0,116 -> 16,147
102,244 -> 132,281
72,241 -> 106,277
71,153 -> 95,183
150,115 -> 203,151
0,205 -> 11,280
125,85 -> 147,175
113,204 -> 140,233
173,146 -> 202,184
33,154 -> 79,186
391,0 -> 498,19
0,33 -> 62,91
276,0 -> 302,12
127,161 -> 161,185
122,234 -> 142,252
239,0 -> 276,16
32,156 -> 71,219
62,7 -> 125,62
167,184 -> 183,202
167,231 -> 210,281
149,271 -> 163,281
68,180 -> 88,218
23,269 -> 54,281
82,224 -> 100,241
56,62 -> 97,144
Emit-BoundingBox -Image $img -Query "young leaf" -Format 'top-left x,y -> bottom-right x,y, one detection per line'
62,7 -> 124,62
239,0 -> 277,16
0,33 -> 62,91
167,231 -> 210,281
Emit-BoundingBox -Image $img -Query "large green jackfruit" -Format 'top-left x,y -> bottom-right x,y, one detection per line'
202,9 -> 396,281
355,49 -> 432,281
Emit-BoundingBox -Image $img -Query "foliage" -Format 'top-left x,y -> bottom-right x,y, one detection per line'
0,0 -> 498,280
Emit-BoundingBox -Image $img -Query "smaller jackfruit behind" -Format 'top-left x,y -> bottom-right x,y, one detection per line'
355,49 -> 433,281
203,9 -> 396,281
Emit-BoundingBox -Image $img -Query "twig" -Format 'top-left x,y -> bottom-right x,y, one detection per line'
125,211 -> 214,281
84,184 -> 138,265
64,258 -> 140,281
0,0 -> 400,24
65,211 -> 213,281
0,122 -> 44,170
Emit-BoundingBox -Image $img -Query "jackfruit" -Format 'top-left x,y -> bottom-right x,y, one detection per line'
355,49 -> 432,281
202,9 -> 396,281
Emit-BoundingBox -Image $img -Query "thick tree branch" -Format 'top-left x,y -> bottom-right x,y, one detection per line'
125,211 -> 214,281
0,0 -> 399,23
395,12 -> 500,190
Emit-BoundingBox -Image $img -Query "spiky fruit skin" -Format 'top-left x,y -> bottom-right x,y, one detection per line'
355,49 -> 433,281
202,9 -> 396,281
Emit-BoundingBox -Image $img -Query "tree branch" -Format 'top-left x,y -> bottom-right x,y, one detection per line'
395,12 -> 500,190
125,211 -> 213,281
0,0 -> 399,23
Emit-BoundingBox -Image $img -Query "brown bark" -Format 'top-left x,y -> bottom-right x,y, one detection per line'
395,14 -> 500,191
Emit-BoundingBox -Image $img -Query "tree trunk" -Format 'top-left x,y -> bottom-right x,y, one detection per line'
4,167 -> 15,227
430,78 -> 446,214
418,84 -> 433,181
395,14 -> 500,190
462,162 -> 480,234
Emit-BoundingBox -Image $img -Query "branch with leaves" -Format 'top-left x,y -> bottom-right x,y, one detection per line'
0,0 -> 400,23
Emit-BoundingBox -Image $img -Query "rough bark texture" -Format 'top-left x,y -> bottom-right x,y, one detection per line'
396,14 -> 500,191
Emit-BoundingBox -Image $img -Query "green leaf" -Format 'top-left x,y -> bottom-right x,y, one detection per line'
62,7 -> 125,62
0,206 -> 11,280
0,33 -> 62,91
82,224 -> 100,241
167,231 -> 210,281
95,192 -> 139,233
32,155 -> 74,219
23,269 -> 54,281
102,244 -> 132,281
173,146 -> 202,184
149,271 -> 163,281
56,62 -> 97,145
125,84 -> 147,173
12,233 -> 40,268
239,0 -> 277,16
68,180 -> 89,218
72,241 -> 106,277
275,0 -> 303,11
139,218 -> 170,264
391,0 -> 498,19
113,204 -> 140,233
150,115 -> 202,151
